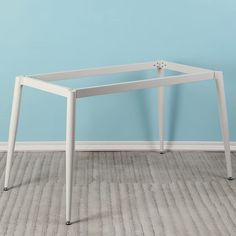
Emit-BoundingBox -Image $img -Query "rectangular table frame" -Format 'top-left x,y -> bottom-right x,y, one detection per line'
4,60 -> 232,225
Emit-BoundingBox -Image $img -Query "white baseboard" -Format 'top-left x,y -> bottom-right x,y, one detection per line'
0,141 -> 235,152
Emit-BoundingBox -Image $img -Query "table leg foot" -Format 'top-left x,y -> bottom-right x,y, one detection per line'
66,221 -> 71,225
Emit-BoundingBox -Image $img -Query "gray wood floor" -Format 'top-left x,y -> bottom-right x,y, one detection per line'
0,151 -> 235,236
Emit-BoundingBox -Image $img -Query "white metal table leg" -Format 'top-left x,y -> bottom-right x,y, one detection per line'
3,61 -> 232,226
4,77 -> 23,191
157,68 -> 165,154
215,72 -> 233,180
65,91 -> 76,225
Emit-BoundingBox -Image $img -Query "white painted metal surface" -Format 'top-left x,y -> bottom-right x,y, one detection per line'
21,77 -> 71,97
65,91 -> 76,224
4,60 -> 232,224
165,61 -> 212,74
157,67 -> 165,154
33,61 -> 158,81
214,71 -> 232,179
75,72 -> 214,98
4,77 -> 23,189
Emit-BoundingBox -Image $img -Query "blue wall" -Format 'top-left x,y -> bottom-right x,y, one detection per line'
1,0 -> 236,141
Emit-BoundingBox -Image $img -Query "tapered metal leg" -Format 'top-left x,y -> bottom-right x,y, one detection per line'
4,77 -> 23,190
157,68 -> 165,154
215,72 -> 232,180
65,91 -> 76,224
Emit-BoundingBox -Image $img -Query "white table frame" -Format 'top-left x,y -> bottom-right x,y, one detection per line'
4,60 -> 233,225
